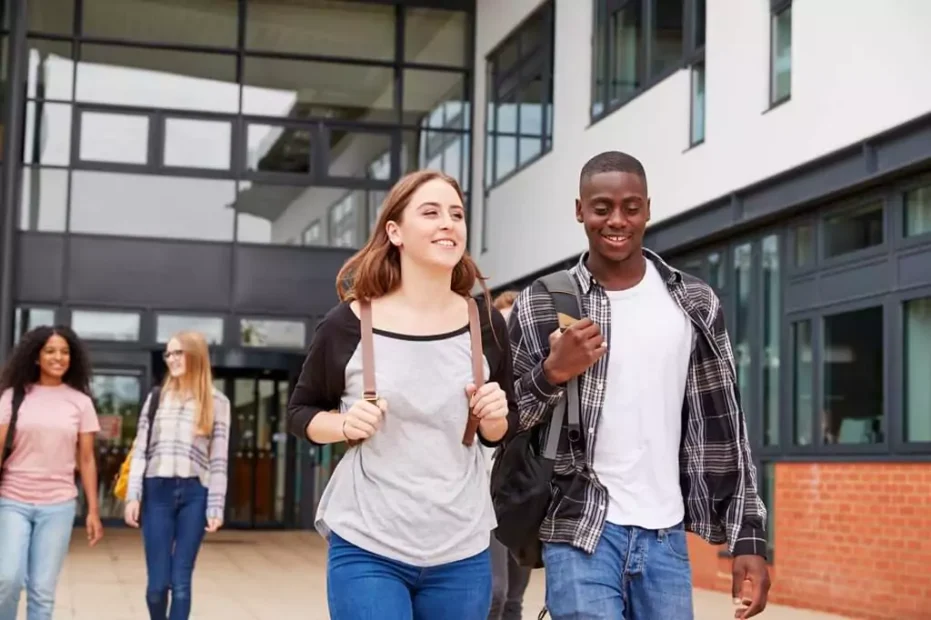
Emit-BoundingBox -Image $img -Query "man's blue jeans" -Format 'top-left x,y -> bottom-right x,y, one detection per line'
141,477 -> 208,620
0,497 -> 76,620
542,521 -> 694,620
327,532 -> 492,620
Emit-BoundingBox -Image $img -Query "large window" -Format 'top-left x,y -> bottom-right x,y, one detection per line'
484,1 -> 554,187
770,0 -> 792,105
904,298 -> 931,443
822,307 -> 884,445
19,0 -> 472,249
904,181 -> 931,238
592,0 -> 704,122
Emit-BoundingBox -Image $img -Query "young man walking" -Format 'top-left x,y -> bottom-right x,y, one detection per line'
487,292 -> 533,620
507,151 -> 770,619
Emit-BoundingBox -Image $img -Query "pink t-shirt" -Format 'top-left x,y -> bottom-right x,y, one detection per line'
0,384 -> 100,504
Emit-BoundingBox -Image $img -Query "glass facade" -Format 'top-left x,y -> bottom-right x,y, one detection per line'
667,169 -> 931,557
1,0 -> 474,531
18,0 -> 472,250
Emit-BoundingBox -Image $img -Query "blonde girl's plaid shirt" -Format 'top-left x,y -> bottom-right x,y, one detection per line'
508,250 -> 768,558
126,388 -> 231,520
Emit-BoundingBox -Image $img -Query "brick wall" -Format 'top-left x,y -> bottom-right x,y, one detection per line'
687,462 -> 931,619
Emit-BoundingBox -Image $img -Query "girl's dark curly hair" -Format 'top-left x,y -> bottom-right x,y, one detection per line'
0,325 -> 93,395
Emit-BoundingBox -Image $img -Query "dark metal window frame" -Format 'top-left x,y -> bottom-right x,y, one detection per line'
768,0 -> 792,109
591,0 -> 703,125
900,172 -> 931,244
668,172 -> 931,463
15,0 -> 474,197
484,0 -> 555,190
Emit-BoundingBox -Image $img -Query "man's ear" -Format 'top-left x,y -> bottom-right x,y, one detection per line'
645,197 -> 651,224
575,198 -> 583,223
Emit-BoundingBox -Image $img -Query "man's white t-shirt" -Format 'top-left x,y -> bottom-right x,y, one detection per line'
592,260 -> 694,529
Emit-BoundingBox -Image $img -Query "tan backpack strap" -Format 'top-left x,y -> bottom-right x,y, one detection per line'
351,299 -> 377,448
359,299 -> 377,402
461,297 -> 484,447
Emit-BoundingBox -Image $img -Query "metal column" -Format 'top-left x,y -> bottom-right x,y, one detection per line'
0,0 -> 28,361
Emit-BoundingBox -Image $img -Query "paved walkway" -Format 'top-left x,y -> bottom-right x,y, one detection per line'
28,529 -> 847,619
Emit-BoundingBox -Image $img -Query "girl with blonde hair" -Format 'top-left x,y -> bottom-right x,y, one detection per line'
124,330 -> 230,620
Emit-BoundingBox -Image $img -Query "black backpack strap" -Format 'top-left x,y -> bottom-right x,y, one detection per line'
2,387 -> 26,468
537,271 -> 583,443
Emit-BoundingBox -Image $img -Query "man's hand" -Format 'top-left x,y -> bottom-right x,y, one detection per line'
542,318 -> 606,385
732,555 -> 770,618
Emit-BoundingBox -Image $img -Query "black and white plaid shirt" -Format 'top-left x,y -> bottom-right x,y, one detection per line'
508,249 -> 767,557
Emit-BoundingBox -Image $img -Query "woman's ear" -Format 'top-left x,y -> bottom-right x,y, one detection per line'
386,221 -> 402,247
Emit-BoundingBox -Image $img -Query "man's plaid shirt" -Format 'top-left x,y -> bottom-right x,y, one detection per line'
508,249 -> 767,557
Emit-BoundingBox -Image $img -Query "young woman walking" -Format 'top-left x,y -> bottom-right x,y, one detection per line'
123,330 -> 230,620
0,325 -> 103,620
288,169 -> 519,620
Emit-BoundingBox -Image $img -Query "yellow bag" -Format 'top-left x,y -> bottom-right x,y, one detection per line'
112,441 -> 134,501
113,385 -> 161,502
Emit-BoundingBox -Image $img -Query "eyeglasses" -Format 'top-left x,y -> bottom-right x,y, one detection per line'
163,349 -> 184,361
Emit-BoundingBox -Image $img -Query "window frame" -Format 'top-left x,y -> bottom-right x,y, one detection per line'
893,286 -> 931,454
768,0 -> 792,108
900,173 -> 931,245
591,0 -> 704,124
484,0 -> 555,189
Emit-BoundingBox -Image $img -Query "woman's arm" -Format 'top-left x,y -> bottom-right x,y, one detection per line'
77,432 -> 99,517
77,395 -> 103,545
287,305 -> 355,445
126,393 -> 153,503
207,395 -> 231,522
478,301 -> 519,447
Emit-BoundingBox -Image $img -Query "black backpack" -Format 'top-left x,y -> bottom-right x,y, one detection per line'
490,270 -> 583,569
0,387 -> 27,484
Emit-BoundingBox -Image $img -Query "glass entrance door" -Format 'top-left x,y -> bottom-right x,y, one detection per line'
214,372 -> 293,528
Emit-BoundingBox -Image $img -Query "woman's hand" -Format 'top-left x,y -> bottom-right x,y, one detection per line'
124,500 -> 141,528
466,382 -> 508,421
205,518 -> 223,533
86,512 -> 104,547
342,398 -> 387,442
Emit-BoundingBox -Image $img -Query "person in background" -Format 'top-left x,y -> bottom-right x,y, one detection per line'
288,169 -> 519,620
0,325 -> 103,620
123,331 -> 231,620
487,290 -> 533,620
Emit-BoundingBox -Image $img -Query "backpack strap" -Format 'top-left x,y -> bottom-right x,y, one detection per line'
350,300 -> 378,448
461,297 -> 484,447
1,387 -> 26,471
142,385 -> 161,466
537,271 -> 583,443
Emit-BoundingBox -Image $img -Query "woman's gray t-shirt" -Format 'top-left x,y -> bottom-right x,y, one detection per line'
287,300 -> 518,567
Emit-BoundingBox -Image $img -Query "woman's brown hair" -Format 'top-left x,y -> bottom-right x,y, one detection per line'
162,330 -> 215,436
336,170 -> 492,307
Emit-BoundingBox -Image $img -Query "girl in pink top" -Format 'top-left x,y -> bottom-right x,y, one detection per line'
0,325 -> 103,620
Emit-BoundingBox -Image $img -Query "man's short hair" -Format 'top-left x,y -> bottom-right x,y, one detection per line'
579,151 -> 648,193
493,290 -> 519,310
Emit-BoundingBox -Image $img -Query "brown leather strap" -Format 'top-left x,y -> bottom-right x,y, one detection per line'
350,299 -> 377,447
461,297 -> 484,447
360,300 -> 377,402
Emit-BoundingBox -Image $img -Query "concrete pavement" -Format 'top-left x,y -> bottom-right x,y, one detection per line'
28,529 -> 849,619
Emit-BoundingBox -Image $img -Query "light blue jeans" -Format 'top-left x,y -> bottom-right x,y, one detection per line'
0,497 -> 76,620
542,521 -> 694,620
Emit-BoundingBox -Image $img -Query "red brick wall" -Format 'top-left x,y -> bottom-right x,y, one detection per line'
687,462 -> 931,620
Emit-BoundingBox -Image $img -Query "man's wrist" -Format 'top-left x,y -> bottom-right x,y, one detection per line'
542,357 -> 568,386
